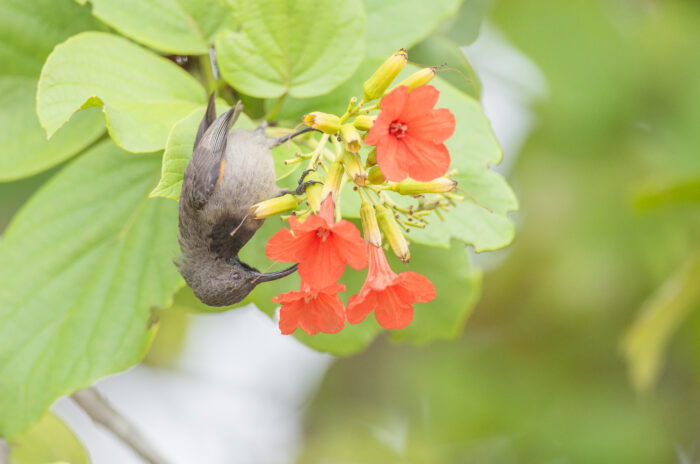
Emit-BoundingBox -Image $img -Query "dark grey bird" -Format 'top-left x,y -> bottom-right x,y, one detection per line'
177,93 -> 315,306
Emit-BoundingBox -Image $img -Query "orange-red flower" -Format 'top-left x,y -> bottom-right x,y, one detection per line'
274,282 -> 346,335
265,197 -> 368,288
364,85 -> 455,182
346,245 -> 436,329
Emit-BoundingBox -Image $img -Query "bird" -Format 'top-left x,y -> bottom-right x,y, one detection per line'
177,92 -> 315,307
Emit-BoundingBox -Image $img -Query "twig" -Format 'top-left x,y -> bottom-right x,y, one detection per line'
0,438 -> 10,462
71,387 -> 169,464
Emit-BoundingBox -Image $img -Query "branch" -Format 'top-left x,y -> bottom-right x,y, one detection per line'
0,438 -> 10,462
71,387 -> 169,464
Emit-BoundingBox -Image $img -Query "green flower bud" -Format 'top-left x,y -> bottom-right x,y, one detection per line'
376,204 -> 410,263
362,49 -> 408,102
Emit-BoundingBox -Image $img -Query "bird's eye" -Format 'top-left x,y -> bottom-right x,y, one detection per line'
231,271 -> 241,280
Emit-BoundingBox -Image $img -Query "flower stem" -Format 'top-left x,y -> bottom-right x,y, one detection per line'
266,94 -> 287,121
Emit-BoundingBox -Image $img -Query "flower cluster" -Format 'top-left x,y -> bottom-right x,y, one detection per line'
253,49 -> 463,335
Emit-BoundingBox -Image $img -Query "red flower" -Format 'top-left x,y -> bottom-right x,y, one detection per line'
274,282 -> 346,335
346,245 -> 436,329
266,197 -> 368,288
364,85 -> 455,182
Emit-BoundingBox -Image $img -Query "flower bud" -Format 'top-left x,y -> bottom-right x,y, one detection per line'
250,193 -> 299,219
376,204 -> 410,263
352,115 -> 376,132
339,124 -> 362,153
367,166 -> 385,185
303,112 -> 341,134
362,49 -> 408,102
304,171 -> 324,213
321,159 -> 344,202
390,177 -> 457,195
395,66 -> 437,92
365,147 -> 377,167
360,201 -> 381,247
342,150 -> 366,186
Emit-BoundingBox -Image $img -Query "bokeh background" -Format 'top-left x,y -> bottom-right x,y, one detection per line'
2,0 -> 700,462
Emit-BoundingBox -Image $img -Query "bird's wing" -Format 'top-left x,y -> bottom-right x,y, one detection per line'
183,100 -> 243,210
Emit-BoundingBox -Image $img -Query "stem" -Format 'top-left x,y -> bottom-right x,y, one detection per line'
266,94 -> 287,121
199,55 -> 218,96
0,438 -> 9,462
72,387 -> 169,464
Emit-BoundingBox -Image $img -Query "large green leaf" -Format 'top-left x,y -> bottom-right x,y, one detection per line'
0,77 -> 104,182
0,0 -> 105,181
0,0 -> 102,77
216,0 -> 366,98
364,0 -> 463,58
77,0 -> 234,55
0,140 -> 182,437
9,412 -> 88,464
37,32 -> 205,153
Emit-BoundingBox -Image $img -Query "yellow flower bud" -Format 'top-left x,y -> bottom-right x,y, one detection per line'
339,124 -> 362,153
304,171 -> 324,213
342,150 -> 366,186
390,177 -> 457,195
362,49 -> 408,102
250,193 -> 299,219
321,159 -> 344,202
360,200 -> 381,247
365,147 -> 377,167
352,115 -> 376,132
376,204 -> 410,263
367,166 -> 385,185
303,112 -> 341,134
394,66 -> 437,92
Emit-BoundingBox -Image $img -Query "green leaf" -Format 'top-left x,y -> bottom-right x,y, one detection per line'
0,0 -> 102,77
0,77 -> 104,182
37,31 -> 205,153
9,412 -> 88,464
408,35 -> 481,99
0,0 -> 105,181
439,0 -> 492,46
216,0 -> 366,98
363,0 -> 463,58
390,240 -> 482,343
0,140 -> 182,437
620,249 -> 700,392
79,0 -> 235,55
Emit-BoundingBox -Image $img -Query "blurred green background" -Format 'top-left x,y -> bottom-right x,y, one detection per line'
2,0 -> 699,462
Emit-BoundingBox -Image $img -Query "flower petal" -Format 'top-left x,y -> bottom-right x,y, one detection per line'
265,228 -> 309,262
376,136 -> 409,182
400,85 -> 440,121
289,213 -> 329,233
330,220 -> 369,270
402,136 -> 450,181
374,286 -> 414,329
364,111 -> 391,146
378,85 -> 408,120
297,240 -> 345,288
407,108 -> 456,143
313,292 -> 346,333
396,271 -> 436,303
346,288 -> 376,324
278,300 -> 304,334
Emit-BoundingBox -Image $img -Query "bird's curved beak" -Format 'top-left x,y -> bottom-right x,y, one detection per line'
254,264 -> 298,283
